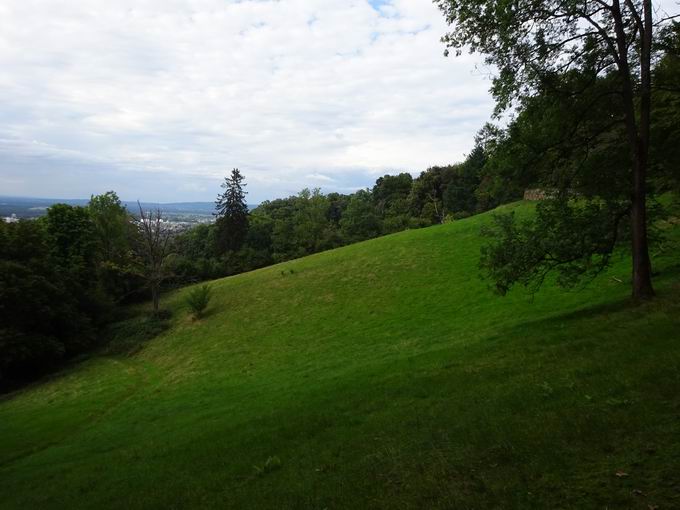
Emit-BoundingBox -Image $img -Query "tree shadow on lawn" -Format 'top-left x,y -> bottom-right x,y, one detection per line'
500,275 -> 680,349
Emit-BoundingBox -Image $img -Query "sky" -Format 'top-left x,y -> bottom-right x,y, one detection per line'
0,0 -> 497,203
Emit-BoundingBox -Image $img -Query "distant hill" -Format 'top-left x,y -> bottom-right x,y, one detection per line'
0,195 -> 257,222
1,201 -> 679,509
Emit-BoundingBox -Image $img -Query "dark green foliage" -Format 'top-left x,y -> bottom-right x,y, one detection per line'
471,123 -> 524,210
215,168 -> 249,253
1,196 -> 154,386
473,63 -> 679,295
44,203 -> 96,266
501,73 -> 630,198
170,148 -> 511,287
408,167 -> 445,224
651,23 -> 680,191
185,284 -> 212,319
326,192 -> 348,224
88,191 -> 130,261
102,313 -> 171,356
166,252 -> 224,283
434,0 -> 677,298
480,199 -> 630,294
166,224 -> 225,283
245,190 -> 342,264
88,191 -> 141,302
373,173 -> 413,214
0,219 -> 96,385
340,190 -> 382,242
174,224 -> 217,259
442,163 -> 477,215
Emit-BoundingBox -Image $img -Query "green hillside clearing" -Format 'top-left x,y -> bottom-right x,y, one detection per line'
1,201 -> 679,509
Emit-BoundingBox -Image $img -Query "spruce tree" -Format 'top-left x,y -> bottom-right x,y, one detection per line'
215,168 -> 249,253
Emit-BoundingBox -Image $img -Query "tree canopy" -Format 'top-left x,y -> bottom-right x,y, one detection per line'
435,0 -> 679,299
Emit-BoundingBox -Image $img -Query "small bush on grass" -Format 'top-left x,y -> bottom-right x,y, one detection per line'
186,284 -> 212,319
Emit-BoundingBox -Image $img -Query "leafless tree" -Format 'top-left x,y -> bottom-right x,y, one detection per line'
136,202 -> 172,314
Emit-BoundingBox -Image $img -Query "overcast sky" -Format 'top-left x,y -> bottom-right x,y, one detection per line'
0,0 -> 497,202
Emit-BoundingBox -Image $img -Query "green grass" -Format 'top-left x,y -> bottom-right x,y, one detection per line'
1,201 -> 679,509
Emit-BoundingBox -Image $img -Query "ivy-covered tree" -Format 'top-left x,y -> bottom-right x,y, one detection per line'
215,168 -> 249,253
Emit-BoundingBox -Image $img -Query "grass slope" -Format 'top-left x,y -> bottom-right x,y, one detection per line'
1,202 -> 679,509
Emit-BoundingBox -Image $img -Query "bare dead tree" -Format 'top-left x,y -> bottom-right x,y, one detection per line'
136,202 -> 172,315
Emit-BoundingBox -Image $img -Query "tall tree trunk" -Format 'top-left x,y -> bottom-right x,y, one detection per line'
630,0 -> 655,300
152,282 -> 160,314
631,147 -> 654,300
612,0 -> 655,300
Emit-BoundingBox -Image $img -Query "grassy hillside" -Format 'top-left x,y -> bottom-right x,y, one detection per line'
1,201 -> 679,509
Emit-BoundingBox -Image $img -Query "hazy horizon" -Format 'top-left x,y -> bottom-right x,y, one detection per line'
0,0 -> 495,203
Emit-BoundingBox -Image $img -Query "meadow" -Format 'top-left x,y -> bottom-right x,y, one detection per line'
1,201 -> 679,509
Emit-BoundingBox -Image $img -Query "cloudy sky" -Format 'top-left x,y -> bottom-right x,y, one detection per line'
0,0 -> 496,203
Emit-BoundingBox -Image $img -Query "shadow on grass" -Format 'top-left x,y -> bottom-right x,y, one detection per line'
502,277 -> 680,347
188,306 -> 218,322
101,311 -> 172,356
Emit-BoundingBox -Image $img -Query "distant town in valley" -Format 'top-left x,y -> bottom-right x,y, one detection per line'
0,195 -> 225,230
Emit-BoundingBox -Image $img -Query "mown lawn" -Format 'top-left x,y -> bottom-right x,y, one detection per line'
1,201 -> 679,509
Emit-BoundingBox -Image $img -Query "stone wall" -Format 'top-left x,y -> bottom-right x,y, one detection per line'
523,189 -> 549,201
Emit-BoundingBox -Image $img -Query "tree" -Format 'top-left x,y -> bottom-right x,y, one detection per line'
340,189 -> 382,242
44,203 -> 97,274
480,200 -> 631,295
409,168 -> 445,224
88,191 -> 138,301
43,203 -> 112,321
435,0 -> 678,299
185,284 -> 212,319
651,22 -> 680,191
135,203 -> 172,314
292,188 -> 330,253
373,173 -> 413,214
215,168 -> 249,253
442,145 -> 485,216
88,192 -> 130,261
0,219 -> 95,385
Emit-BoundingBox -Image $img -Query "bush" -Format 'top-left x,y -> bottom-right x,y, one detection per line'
186,284 -> 212,319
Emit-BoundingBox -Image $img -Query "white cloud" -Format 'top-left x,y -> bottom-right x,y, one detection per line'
0,0 -> 494,202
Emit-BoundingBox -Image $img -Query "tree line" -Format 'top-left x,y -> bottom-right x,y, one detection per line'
168,149 -> 516,285
0,153 -> 507,387
0,193 -> 176,386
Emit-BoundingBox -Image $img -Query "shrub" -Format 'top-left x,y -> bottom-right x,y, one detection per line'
186,284 -> 212,319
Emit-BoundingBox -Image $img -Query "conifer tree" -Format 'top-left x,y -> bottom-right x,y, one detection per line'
215,168 -> 249,253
